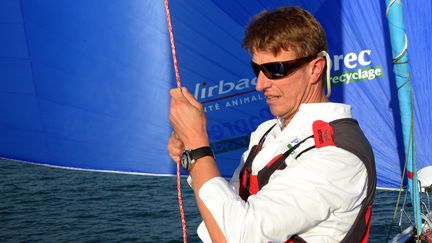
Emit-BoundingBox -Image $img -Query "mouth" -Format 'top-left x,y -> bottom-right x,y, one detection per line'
265,95 -> 280,102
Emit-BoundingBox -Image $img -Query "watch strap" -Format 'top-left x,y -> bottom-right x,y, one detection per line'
182,146 -> 214,172
190,146 -> 214,161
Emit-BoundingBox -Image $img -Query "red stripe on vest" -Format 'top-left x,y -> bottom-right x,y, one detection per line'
249,175 -> 259,195
361,205 -> 373,243
241,171 -> 247,186
266,154 -> 283,168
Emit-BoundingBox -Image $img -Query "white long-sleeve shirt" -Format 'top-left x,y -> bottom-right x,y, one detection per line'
197,103 -> 368,243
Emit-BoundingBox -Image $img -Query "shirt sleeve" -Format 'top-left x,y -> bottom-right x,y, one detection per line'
197,146 -> 368,242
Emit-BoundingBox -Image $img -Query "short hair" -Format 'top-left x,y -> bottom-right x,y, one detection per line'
242,6 -> 327,58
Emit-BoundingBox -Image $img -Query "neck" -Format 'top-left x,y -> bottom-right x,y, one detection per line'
279,88 -> 328,129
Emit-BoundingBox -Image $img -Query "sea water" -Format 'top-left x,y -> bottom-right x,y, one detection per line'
0,158 -> 408,242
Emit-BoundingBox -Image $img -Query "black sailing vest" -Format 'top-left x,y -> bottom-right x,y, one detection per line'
238,118 -> 376,243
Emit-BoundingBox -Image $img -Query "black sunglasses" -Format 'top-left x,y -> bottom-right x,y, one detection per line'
251,54 -> 317,80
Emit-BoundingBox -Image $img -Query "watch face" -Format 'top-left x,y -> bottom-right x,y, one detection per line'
181,151 -> 191,171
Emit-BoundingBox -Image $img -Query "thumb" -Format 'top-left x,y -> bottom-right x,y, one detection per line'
170,87 -> 189,104
181,87 -> 202,109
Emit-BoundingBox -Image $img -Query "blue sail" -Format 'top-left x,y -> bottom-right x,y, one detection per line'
0,0 -> 430,190
0,0 -> 174,174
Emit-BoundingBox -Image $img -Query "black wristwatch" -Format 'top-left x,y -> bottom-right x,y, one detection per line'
181,146 -> 215,172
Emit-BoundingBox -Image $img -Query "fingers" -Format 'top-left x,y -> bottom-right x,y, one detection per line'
170,87 -> 184,100
170,87 -> 203,111
168,132 -> 184,162
181,87 -> 204,111
169,86 -> 209,149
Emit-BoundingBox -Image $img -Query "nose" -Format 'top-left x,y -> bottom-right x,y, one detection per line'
255,72 -> 272,92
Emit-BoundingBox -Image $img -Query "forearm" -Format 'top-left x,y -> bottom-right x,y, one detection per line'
190,156 -> 227,243
168,87 -> 227,241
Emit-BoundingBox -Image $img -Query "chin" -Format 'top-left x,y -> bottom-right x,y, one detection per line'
269,106 -> 294,120
269,107 -> 283,118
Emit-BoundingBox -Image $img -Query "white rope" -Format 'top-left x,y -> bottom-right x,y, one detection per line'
385,0 -> 409,64
393,34 -> 408,64
385,0 -> 398,16
318,50 -> 332,98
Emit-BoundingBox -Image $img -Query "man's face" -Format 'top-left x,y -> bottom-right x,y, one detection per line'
253,49 -> 312,121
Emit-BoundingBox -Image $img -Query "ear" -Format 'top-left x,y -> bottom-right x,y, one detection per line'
308,56 -> 326,85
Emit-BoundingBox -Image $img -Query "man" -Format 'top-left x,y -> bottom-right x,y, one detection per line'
168,6 -> 375,243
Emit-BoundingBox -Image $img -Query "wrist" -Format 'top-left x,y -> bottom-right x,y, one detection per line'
184,139 -> 210,150
181,146 -> 215,172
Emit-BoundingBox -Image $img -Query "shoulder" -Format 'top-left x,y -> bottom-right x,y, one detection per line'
278,146 -> 368,209
297,146 -> 367,175
296,118 -> 370,182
